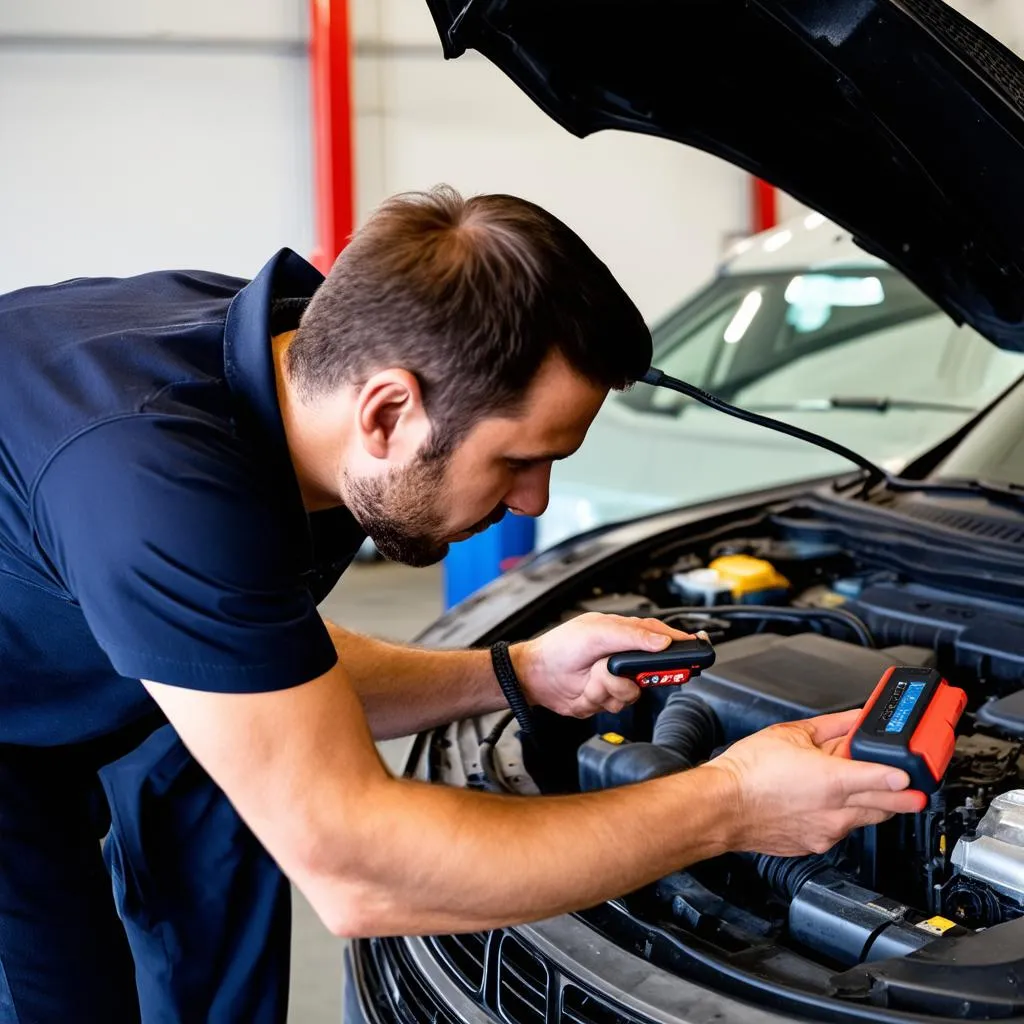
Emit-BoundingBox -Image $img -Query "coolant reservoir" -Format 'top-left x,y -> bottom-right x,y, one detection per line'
671,555 -> 790,606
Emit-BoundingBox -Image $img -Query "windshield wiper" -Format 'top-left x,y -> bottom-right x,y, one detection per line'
643,369 -> 1024,508
741,397 -> 976,414
887,476 -> 1024,506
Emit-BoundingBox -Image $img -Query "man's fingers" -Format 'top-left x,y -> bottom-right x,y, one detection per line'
833,758 -> 912,799
583,614 -> 692,664
600,674 -> 641,706
846,807 -> 895,830
846,788 -> 928,814
820,735 -> 852,756
571,698 -> 603,719
802,708 -> 863,745
635,617 -> 694,641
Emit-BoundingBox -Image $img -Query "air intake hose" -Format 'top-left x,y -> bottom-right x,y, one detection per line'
653,690 -> 724,761
577,692 -> 722,791
745,852 -> 961,964
748,852 -> 833,901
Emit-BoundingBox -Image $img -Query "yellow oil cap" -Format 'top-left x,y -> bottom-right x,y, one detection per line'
708,555 -> 790,598
601,732 -> 626,745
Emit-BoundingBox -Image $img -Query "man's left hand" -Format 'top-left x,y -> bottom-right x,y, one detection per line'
511,613 -> 695,718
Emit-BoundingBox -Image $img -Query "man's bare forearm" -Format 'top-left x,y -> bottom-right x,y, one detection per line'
302,763 -> 740,936
324,620 -> 513,738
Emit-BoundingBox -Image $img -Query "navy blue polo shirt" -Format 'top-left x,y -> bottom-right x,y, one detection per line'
0,249 -> 365,746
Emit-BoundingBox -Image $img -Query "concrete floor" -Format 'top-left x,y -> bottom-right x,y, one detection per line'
288,560 -> 444,1024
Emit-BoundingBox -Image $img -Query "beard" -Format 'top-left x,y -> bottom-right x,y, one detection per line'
344,453 -> 507,568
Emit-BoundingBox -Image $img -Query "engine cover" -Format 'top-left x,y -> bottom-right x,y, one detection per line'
685,633 -> 915,741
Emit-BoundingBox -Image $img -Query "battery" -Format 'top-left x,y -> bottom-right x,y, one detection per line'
843,666 -> 967,793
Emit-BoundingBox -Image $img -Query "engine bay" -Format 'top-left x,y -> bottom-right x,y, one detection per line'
425,504 -> 1024,1018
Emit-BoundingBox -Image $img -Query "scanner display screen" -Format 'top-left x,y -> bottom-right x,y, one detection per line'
884,681 -> 926,734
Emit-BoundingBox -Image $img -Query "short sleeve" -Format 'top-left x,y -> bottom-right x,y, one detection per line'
32,415 -> 338,692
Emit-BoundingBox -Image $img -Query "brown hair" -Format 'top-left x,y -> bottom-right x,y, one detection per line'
288,185 -> 651,454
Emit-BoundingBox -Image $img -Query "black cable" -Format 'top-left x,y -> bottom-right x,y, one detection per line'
655,604 -> 875,648
642,368 -> 888,494
479,710 -> 516,793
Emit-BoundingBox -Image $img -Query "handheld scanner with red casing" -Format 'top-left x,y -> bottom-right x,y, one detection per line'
607,636 -> 716,688
844,666 -> 967,794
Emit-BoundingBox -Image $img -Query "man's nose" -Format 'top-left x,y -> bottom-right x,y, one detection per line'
506,464 -> 551,518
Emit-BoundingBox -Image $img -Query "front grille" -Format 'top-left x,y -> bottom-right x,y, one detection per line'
429,932 -> 489,995
358,928 -> 654,1024
562,985 -> 633,1024
496,934 -> 548,1024
363,937 -> 461,1023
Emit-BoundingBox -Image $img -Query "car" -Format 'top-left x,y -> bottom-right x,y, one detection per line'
537,216 -> 1024,550
344,1 -> 1024,1022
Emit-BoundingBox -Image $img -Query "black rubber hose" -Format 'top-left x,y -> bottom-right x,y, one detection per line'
652,691 -> 723,767
585,693 -> 722,789
479,711 -> 516,793
657,605 -> 875,648
747,852 -> 835,901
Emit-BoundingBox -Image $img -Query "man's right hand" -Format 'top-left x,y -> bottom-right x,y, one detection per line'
707,708 -> 927,857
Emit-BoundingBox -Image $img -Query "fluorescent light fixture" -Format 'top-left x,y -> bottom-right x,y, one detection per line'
804,211 -> 827,230
762,229 -> 793,252
785,274 -> 884,308
724,291 -> 763,344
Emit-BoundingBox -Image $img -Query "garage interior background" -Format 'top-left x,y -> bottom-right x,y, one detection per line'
2,2 -> 1024,1023
2,0 -> 1022,315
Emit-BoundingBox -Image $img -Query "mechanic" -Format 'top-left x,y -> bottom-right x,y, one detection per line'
0,186 -> 921,1022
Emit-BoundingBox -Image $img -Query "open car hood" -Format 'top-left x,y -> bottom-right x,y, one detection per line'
426,0 -> 1024,351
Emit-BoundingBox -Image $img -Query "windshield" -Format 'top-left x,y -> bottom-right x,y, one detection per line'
619,269 -> 1020,417
931,378 -> 1024,489
537,260 -> 1024,552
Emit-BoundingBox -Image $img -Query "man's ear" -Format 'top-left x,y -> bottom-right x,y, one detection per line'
355,369 -> 431,460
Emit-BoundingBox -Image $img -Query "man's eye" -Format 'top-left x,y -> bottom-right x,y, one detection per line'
506,459 -> 531,472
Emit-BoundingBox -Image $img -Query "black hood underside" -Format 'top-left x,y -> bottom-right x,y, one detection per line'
427,0 -> 1024,351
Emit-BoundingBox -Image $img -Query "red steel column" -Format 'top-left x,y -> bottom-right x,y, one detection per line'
751,177 -> 778,234
309,0 -> 355,274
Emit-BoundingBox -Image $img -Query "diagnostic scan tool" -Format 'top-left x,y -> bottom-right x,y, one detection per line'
844,667 -> 967,794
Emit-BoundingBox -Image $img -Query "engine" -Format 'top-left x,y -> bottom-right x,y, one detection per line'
492,532 -> 1024,975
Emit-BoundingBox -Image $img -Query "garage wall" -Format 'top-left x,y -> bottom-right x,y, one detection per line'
0,0 -> 747,324
0,1 -> 315,293
1,1 -> 1021,320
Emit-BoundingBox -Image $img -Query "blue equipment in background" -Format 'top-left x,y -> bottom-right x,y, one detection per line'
442,516 -> 535,610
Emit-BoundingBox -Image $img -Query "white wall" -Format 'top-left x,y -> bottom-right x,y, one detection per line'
0,2 -> 314,292
0,0 -> 746,323
2,1 -> 1022,319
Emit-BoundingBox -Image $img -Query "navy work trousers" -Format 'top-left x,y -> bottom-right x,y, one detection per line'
0,723 -> 290,1023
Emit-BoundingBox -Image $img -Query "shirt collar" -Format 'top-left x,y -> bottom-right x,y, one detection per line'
223,247 -> 324,457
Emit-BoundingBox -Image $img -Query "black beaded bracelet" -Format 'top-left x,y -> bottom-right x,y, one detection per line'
490,641 -> 535,737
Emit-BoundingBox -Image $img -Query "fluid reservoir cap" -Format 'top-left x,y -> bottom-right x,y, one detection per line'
708,555 -> 791,598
